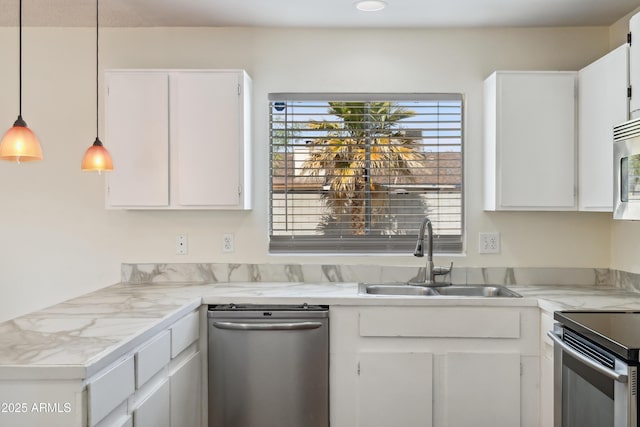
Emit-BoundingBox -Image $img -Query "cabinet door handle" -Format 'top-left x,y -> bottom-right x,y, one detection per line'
213,321 -> 323,331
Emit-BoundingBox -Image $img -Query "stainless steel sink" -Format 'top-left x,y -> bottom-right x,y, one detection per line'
359,283 -> 521,298
363,283 -> 440,296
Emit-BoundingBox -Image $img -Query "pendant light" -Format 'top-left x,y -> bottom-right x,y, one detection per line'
0,0 -> 43,162
81,0 -> 113,173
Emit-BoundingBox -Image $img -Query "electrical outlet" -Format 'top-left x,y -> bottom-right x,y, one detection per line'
176,234 -> 188,255
223,233 -> 235,253
479,232 -> 500,254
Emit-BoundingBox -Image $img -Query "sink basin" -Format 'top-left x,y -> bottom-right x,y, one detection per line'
434,285 -> 521,297
363,283 -> 439,296
359,283 -> 521,298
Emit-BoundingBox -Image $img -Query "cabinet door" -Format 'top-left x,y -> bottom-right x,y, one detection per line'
357,352 -> 433,427
444,352 -> 520,427
170,351 -> 201,427
485,71 -> 577,210
631,13 -> 640,118
171,71 -> 244,207
578,45 -> 629,211
133,380 -> 170,427
105,72 -> 170,207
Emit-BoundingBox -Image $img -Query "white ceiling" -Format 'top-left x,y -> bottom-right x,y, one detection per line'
0,0 -> 639,28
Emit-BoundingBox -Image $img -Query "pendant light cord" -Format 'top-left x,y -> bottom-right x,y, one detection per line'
96,0 -> 99,138
19,0 -> 22,117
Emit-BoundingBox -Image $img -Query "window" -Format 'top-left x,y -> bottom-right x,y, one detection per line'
269,93 -> 463,254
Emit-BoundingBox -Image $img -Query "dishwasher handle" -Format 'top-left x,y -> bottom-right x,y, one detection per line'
212,321 -> 324,331
547,330 -> 628,383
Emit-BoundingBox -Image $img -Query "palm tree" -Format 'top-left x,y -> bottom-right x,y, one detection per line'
302,101 -> 426,235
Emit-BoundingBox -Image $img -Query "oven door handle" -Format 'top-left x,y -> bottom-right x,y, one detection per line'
547,331 -> 628,383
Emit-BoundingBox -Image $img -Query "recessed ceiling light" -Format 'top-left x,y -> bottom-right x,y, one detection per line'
354,0 -> 387,12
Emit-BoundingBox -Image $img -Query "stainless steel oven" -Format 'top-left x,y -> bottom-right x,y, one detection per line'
549,311 -> 640,427
614,118 -> 640,220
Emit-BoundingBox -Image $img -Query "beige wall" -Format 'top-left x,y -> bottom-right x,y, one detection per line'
610,7 -> 640,47
0,25 -> 614,321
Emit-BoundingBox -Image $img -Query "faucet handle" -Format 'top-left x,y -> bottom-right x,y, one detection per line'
433,262 -> 453,276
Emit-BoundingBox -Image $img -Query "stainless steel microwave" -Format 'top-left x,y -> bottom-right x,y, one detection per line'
614,118 -> 640,220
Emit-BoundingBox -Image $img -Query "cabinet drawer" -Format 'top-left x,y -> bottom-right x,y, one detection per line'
359,307 -> 520,338
88,357 -> 135,426
171,311 -> 199,358
136,330 -> 170,388
133,380 -> 170,427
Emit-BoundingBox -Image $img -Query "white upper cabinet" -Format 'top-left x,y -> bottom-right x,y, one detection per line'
630,13 -> 640,118
105,69 -> 252,210
104,72 -> 170,207
484,71 -> 578,211
578,44 -> 629,212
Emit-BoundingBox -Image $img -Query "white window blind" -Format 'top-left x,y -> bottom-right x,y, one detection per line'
269,93 -> 464,254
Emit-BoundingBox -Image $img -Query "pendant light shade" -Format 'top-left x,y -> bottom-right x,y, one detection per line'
81,137 -> 113,171
81,0 -> 113,173
0,116 -> 42,162
1,0 -> 43,163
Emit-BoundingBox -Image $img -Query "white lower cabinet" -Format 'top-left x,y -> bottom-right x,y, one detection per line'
357,352 -> 433,427
330,306 -> 539,427
443,352 -> 520,426
88,308 -> 201,427
36,308 -> 202,427
0,306 -> 204,427
170,351 -> 202,427
133,380 -> 171,427
0,381 -> 85,427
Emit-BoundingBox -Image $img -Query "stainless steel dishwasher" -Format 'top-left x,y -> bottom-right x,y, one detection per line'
207,304 -> 329,427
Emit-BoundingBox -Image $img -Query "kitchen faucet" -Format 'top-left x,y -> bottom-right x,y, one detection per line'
412,217 -> 452,286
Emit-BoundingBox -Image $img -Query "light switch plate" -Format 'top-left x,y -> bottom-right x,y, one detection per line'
176,234 -> 188,255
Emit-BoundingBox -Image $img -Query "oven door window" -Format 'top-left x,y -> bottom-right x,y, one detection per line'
562,352 -> 614,426
621,154 -> 640,203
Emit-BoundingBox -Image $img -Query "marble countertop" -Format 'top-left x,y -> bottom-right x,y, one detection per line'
2,281 -> 640,380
